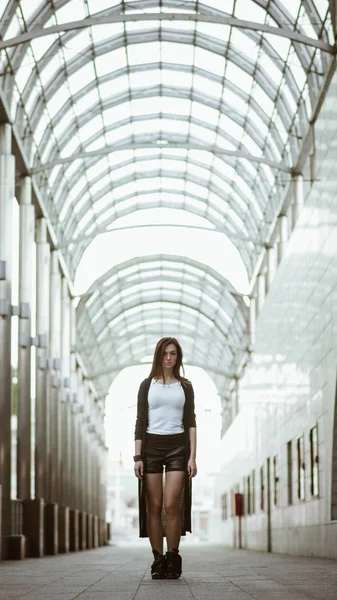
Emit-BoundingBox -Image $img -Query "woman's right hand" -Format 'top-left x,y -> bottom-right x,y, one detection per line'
134,460 -> 144,480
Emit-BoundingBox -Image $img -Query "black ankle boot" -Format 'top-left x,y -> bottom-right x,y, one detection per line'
166,548 -> 182,579
151,549 -> 166,579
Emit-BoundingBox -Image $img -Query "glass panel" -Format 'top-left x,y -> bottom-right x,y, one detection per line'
95,48 -> 127,77
79,115 -> 103,144
280,0 -> 301,20
40,51 -> 63,88
3,9 -> 21,40
161,41 -> 194,66
88,0 -> 120,12
235,0 -> 266,22
15,47 -> 35,93
55,0 -> 86,23
92,23 -> 124,43
226,62 -> 253,93
48,83 -> 69,118
68,62 -> 96,96
20,0 -> 44,23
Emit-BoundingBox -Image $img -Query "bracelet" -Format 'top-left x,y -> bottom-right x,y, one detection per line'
133,454 -> 142,462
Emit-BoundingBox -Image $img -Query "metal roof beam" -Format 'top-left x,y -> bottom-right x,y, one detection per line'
78,254 -> 250,310
0,13 -> 334,53
31,142 -> 291,175
330,0 -> 337,36
85,362 -> 235,380
60,223 -> 259,251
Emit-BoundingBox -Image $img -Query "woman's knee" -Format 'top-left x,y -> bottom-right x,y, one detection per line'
147,499 -> 162,517
164,499 -> 180,517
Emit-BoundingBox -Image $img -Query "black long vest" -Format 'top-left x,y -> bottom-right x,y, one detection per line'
134,377 -> 197,538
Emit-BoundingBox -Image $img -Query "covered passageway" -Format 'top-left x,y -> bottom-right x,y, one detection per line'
0,0 -> 336,572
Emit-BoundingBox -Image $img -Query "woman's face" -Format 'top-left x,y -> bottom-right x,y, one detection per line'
162,343 -> 178,370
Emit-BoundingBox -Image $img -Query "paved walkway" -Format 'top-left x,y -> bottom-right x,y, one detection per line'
1,541 -> 337,600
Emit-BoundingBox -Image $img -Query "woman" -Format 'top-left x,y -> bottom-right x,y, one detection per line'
134,337 -> 197,579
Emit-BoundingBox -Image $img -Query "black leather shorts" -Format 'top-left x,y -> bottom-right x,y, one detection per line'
144,433 -> 186,473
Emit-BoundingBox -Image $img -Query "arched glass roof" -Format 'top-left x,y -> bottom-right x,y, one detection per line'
0,0 -> 334,399
76,255 -> 248,396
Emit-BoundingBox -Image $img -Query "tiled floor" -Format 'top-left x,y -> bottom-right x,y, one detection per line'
1,542 -> 337,599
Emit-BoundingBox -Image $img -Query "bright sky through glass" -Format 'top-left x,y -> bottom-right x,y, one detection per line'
73,214 -> 250,296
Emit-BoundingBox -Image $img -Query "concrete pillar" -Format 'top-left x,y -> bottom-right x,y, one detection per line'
292,174 -> 304,226
58,505 -> 69,553
49,251 -> 62,504
0,123 -> 15,557
92,515 -> 99,548
45,503 -> 58,555
79,511 -> 87,550
69,509 -> 79,551
86,513 -> 93,549
35,218 -> 51,501
106,522 -> 111,543
17,177 -> 34,501
277,215 -> 288,264
23,498 -> 44,557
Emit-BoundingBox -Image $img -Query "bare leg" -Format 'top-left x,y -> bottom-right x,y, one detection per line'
145,472 -> 164,553
164,471 -> 185,551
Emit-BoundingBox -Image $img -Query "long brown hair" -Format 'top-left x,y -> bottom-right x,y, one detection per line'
149,337 -> 189,386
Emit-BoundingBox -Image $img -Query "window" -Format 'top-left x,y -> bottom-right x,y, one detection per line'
287,440 -> 293,505
260,465 -> 264,511
221,493 -> 228,520
247,475 -> 251,514
310,425 -> 319,497
273,455 -> 279,506
297,435 -> 305,501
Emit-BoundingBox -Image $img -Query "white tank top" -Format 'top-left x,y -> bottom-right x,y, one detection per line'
147,379 -> 185,435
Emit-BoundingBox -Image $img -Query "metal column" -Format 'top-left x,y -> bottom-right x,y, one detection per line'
0,123 -> 15,552
17,177 -> 35,500
249,296 -> 256,348
265,246 -> 276,294
98,406 -> 107,522
60,278 -> 71,508
256,273 -> 265,315
49,251 -> 61,504
87,394 -> 93,515
35,218 -> 51,501
277,215 -> 288,264
292,174 -> 304,225
70,301 -> 78,510
77,374 -> 85,512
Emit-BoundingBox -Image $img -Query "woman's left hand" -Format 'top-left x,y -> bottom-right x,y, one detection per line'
187,458 -> 197,478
